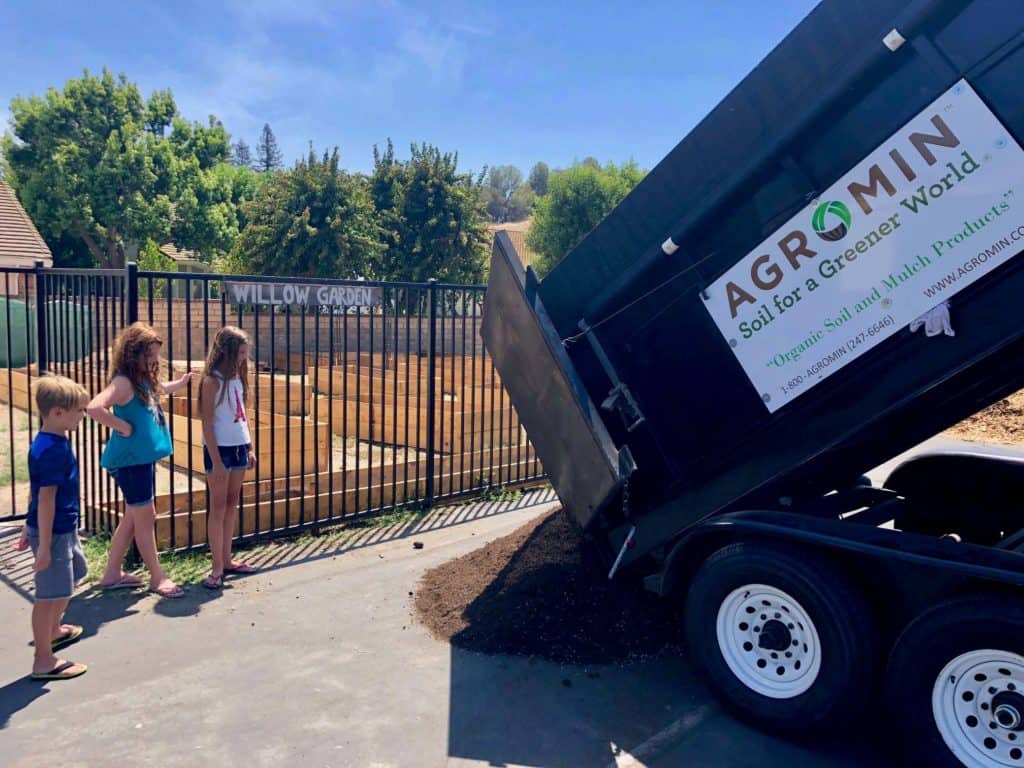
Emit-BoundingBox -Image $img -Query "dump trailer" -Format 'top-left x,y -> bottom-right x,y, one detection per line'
482,0 -> 1024,764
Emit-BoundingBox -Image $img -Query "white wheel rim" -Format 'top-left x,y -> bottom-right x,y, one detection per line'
932,649 -> 1024,768
715,583 -> 822,699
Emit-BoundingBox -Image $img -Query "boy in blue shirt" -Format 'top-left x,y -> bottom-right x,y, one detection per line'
26,375 -> 90,681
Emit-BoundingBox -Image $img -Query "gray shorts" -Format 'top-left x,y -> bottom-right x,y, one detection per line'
27,529 -> 88,601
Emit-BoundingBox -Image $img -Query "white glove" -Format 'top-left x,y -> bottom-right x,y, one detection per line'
910,301 -> 954,337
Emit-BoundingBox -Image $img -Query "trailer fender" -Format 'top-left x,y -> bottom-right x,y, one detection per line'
654,509 -> 1024,600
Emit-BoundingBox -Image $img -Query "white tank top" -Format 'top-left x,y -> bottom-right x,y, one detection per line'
205,373 -> 251,447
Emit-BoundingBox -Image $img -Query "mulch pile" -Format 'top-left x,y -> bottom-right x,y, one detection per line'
414,507 -> 680,665
945,390 -> 1024,446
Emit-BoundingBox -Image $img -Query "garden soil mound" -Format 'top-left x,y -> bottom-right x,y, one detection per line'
414,508 -> 680,665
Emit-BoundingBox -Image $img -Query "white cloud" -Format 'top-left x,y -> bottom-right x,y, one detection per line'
141,1 -> 496,163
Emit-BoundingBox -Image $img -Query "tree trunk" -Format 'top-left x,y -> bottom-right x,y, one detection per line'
79,230 -> 106,268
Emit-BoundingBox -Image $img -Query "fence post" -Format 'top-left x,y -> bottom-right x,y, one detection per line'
126,261 -> 139,324
424,278 -> 438,508
34,260 -> 48,375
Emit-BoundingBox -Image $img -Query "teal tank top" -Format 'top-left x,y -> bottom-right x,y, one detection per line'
100,379 -> 173,469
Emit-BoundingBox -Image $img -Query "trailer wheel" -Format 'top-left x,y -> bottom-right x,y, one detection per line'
684,541 -> 877,733
885,596 -> 1024,768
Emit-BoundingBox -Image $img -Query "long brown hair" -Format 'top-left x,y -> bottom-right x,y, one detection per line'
199,326 -> 250,407
109,322 -> 163,403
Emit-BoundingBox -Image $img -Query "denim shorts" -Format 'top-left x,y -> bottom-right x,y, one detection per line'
27,528 -> 88,601
110,463 -> 156,507
203,443 -> 251,472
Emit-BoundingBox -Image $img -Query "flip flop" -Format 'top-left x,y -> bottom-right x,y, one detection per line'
51,625 -> 84,651
98,574 -> 144,591
202,574 -> 224,590
149,584 -> 184,599
224,562 -> 257,575
30,660 -> 87,681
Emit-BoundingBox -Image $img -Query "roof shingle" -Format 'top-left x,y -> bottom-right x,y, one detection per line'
0,181 -> 52,266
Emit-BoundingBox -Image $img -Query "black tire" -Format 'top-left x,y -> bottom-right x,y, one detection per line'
885,596 -> 1024,768
684,541 -> 878,734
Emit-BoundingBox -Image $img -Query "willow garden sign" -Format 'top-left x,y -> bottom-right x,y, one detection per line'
223,281 -> 382,308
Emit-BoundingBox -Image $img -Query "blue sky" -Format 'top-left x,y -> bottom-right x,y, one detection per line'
1,0 -> 821,176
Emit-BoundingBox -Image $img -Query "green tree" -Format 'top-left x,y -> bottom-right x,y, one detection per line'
172,162 -> 263,260
371,140 -> 488,284
483,164 -> 533,223
137,239 -> 177,271
528,161 -> 549,196
527,160 -> 644,276
230,147 -> 381,278
2,70 -> 179,268
233,139 -> 252,168
1,70 -> 248,269
168,115 -> 230,170
136,239 -> 177,297
255,123 -> 283,172
144,89 -> 177,137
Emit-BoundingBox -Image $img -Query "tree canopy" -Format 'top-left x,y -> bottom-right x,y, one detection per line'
2,70 -> 178,267
527,160 -> 644,276
1,70 -> 245,267
372,140 -> 489,284
528,161 -> 549,196
228,147 -> 381,279
483,164 -> 534,223
255,123 -> 283,172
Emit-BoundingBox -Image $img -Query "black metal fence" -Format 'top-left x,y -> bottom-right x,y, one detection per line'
0,262 -> 545,551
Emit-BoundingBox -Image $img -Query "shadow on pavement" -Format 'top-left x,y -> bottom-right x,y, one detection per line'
0,676 -> 49,729
241,486 -> 558,576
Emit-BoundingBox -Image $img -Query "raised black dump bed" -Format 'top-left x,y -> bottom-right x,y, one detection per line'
483,1 -> 1024,764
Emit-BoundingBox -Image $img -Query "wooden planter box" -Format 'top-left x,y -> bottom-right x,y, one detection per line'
276,350 -> 503,387
170,361 -> 309,416
308,365 -> 501,404
0,367 -> 32,411
167,398 -> 330,479
248,373 -> 309,416
313,395 -> 523,453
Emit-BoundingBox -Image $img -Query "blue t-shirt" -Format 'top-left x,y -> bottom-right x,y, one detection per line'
27,431 -> 79,534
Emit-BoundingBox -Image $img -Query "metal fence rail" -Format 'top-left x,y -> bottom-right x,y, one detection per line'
0,262 -> 545,552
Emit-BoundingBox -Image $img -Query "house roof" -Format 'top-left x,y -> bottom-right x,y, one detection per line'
0,181 -> 52,267
486,219 -> 538,267
158,241 -> 201,263
158,241 -> 213,274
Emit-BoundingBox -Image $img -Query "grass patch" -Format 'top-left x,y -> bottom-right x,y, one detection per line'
278,505 -> 428,550
474,477 -> 523,503
0,438 -> 29,488
80,532 -> 217,586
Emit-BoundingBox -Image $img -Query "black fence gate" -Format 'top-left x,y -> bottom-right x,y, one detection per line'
0,261 -> 544,551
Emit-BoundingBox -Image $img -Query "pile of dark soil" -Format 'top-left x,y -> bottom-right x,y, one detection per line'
414,508 -> 680,665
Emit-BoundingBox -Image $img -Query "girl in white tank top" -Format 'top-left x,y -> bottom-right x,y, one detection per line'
207,371 -> 251,448
198,326 -> 256,589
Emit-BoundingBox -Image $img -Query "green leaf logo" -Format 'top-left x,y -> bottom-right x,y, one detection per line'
811,201 -> 852,242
